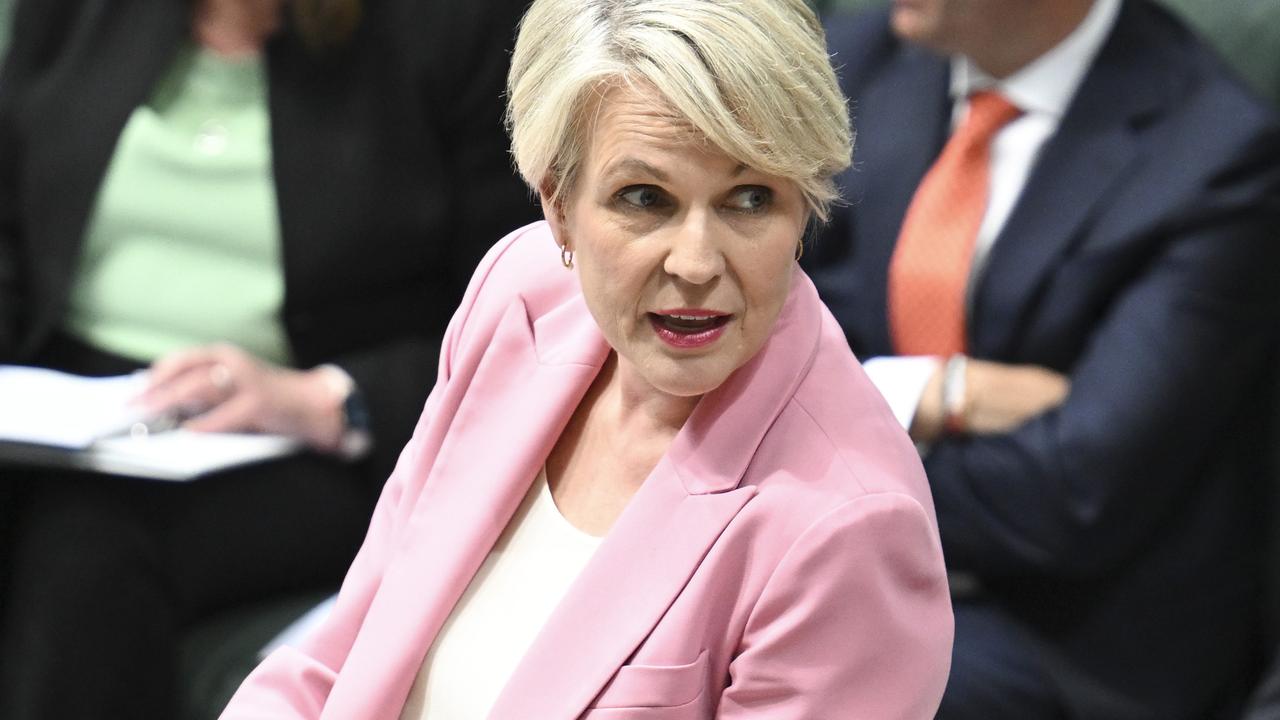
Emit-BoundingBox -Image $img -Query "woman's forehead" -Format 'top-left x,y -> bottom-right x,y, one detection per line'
584,85 -> 727,173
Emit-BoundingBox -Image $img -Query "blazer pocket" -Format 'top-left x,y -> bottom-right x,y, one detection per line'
585,649 -> 709,712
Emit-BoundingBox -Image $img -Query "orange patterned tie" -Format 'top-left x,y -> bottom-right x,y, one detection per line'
888,91 -> 1022,356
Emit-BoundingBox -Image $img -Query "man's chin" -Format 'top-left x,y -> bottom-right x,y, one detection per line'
889,6 -> 931,44
889,0 -> 958,51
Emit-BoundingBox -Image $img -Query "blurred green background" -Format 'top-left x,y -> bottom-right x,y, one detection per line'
810,0 -> 1280,106
0,0 -> 1272,106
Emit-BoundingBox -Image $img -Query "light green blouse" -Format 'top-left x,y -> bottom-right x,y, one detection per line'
64,43 -> 291,365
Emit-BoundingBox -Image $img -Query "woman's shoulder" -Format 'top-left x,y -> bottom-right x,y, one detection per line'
746,314 -> 933,514
466,220 -> 575,305
734,381 -> 941,597
445,220 -> 582,343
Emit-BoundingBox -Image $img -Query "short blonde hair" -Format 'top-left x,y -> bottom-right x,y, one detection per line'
506,0 -> 853,221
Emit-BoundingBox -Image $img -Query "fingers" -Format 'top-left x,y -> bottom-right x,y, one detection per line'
210,363 -> 234,393
182,363 -> 332,442
133,343 -> 343,444
1027,368 -> 1070,413
147,344 -> 230,388
139,344 -> 255,423
966,361 -> 1071,434
140,363 -> 235,417
182,393 -> 262,434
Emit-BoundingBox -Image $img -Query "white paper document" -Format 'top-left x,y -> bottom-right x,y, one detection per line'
0,365 -> 150,448
0,365 -> 300,481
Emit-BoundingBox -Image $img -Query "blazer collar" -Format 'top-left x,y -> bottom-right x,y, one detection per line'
666,266 -> 823,494
326,264 -> 825,718
530,263 -> 826,496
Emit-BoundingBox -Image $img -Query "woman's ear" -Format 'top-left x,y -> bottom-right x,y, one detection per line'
538,177 -> 568,248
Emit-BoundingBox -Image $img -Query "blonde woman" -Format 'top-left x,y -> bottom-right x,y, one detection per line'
222,1 -> 953,717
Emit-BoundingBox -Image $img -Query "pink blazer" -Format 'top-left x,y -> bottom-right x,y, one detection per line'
221,222 -> 953,719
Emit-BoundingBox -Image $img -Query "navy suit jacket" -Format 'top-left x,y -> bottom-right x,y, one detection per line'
811,1 -> 1280,716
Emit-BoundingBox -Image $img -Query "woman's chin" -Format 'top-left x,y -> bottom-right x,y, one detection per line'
639,356 -> 736,400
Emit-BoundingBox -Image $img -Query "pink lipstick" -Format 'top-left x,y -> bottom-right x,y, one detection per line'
648,309 -> 732,349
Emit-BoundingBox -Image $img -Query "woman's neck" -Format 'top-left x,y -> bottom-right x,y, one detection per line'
544,353 -> 699,535
192,0 -> 284,57
554,353 -> 698,493
604,354 -> 700,442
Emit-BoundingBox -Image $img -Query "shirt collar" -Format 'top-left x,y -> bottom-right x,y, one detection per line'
950,0 -> 1122,118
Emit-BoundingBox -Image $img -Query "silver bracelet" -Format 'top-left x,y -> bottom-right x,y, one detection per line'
942,354 -> 967,434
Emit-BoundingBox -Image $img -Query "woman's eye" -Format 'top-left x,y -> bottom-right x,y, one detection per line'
618,186 -> 666,209
727,186 -> 772,213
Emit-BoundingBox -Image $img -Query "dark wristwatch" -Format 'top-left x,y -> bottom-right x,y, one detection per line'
318,364 -> 373,460
338,383 -> 373,459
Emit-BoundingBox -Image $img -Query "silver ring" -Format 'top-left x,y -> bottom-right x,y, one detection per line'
209,363 -> 233,392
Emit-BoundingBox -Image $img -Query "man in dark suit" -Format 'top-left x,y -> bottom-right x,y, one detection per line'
809,0 -> 1280,717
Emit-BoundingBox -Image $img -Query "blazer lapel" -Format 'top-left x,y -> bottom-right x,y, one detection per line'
324,293 -> 609,719
970,6 -> 1170,357
843,45 -> 950,354
487,460 -> 756,719
488,270 -> 826,719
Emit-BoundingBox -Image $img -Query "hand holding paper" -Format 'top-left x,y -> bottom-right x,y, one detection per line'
0,364 -> 299,480
141,344 -> 348,452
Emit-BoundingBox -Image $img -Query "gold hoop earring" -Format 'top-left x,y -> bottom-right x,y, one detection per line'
560,244 -> 574,269
795,240 -> 805,261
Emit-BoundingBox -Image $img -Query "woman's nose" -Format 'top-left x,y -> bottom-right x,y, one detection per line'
661,212 -> 725,285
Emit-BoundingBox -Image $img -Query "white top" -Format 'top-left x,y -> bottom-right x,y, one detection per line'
398,468 -> 602,720
866,0 -> 1122,429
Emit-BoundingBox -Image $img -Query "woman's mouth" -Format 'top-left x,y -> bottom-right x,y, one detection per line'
648,310 -> 732,349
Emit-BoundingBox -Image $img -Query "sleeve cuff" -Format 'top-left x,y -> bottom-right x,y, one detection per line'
861,355 -> 943,431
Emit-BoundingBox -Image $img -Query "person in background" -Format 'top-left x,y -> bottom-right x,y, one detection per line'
219,0 -> 954,717
0,0 -> 535,716
809,0 -> 1280,717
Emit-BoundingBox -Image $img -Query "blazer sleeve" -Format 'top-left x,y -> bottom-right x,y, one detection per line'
217,230 -> 515,719
923,119 -> 1280,580
718,493 -> 953,719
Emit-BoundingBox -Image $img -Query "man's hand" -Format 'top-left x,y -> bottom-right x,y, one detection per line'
912,357 -> 1070,442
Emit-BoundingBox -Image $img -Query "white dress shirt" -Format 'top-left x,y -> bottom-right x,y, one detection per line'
866,0 -> 1122,431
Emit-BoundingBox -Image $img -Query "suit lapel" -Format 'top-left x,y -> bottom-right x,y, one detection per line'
845,46 -> 950,354
970,4 -> 1170,357
325,294 -> 609,719
488,271 -> 825,719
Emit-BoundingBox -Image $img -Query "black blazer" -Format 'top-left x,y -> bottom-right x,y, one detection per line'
811,1 -> 1280,716
0,0 -> 539,477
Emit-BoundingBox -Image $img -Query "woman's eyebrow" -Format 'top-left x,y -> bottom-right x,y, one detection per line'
601,158 -> 751,183
600,157 -> 671,184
